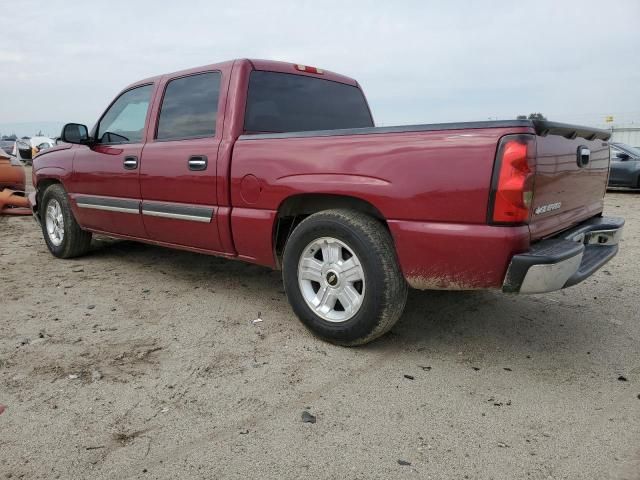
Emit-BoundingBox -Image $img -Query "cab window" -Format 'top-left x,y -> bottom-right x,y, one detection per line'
244,71 -> 373,133
156,72 -> 221,141
97,85 -> 153,144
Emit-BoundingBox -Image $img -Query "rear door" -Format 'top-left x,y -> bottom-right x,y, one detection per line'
139,71 -> 224,251
528,133 -> 610,241
71,84 -> 154,237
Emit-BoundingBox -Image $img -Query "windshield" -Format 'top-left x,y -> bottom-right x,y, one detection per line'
615,144 -> 640,157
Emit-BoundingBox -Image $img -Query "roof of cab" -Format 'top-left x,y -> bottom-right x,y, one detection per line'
126,59 -> 359,89
246,59 -> 359,86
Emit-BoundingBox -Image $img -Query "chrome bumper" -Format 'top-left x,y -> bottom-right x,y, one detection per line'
503,216 -> 624,294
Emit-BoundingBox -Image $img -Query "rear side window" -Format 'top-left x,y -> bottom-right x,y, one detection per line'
244,71 -> 373,133
156,72 -> 221,141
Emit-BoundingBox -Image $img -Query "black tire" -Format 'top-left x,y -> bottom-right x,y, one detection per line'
40,184 -> 92,259
282,209 -> 408,346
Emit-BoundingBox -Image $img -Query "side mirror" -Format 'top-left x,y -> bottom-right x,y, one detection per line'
61,123 -> 90,145
616,152 -> 631,161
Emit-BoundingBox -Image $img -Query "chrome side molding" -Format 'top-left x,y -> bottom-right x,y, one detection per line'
141,201 -> 213,223
74,195 -> 214,223
75,195 -> 140,215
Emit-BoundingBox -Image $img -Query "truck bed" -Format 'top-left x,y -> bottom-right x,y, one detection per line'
232,119 -> 612,289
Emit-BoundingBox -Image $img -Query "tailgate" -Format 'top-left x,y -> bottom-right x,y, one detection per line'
528,122 -> 611,241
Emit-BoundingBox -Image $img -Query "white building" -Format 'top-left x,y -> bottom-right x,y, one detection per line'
610,126 -> 640,147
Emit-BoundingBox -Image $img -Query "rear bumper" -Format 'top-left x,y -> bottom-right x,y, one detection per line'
503,216 -> 624,294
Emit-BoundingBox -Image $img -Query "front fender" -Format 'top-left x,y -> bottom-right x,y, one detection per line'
34,166 -> 72,192
31,166 -> 73,219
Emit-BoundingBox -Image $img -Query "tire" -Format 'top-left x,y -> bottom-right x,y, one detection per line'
282,209 -> 408,346
41,184 -> 92,259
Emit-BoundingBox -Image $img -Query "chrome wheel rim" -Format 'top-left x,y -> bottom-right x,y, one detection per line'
45,199 -> 64,247
297,237 -> 366,323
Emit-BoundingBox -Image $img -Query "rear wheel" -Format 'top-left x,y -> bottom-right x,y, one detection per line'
41,184 -> 92,258
283,209 -> 407,346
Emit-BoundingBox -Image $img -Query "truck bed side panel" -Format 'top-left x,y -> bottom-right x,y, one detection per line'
230,126 -> 533,282
389,220 -> 530,289
231,127 -> 532,223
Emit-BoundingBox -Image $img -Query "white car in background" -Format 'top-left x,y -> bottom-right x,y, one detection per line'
12,136 -> 55,165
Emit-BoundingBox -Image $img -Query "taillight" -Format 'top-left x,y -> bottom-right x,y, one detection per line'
489,134 -> 536,224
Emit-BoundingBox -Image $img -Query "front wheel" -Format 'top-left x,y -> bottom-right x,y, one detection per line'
41,184 -> 92,258
282,209 -> 408,346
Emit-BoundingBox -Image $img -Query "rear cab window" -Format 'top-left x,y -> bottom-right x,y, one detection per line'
156,71 -> 221,141
244,71 -> 373,133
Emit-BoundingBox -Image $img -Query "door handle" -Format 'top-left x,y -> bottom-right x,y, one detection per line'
188,155 -> 208,171
123,156 -> 138,170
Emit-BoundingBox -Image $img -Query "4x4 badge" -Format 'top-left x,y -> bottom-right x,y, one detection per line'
534,202 -> 562,215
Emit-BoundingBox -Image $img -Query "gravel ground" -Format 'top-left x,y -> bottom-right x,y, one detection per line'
0,186 -> 639,479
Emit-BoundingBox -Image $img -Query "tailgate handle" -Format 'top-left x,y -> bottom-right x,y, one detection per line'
577,146 -> 590,168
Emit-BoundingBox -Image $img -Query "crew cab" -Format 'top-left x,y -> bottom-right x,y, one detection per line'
30,59 -> 624,345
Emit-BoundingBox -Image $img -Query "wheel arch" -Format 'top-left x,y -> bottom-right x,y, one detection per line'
35,176 -> 65,216
273,193 -> 390,267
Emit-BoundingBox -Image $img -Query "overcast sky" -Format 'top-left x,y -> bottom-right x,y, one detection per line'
1,0 -> 639,137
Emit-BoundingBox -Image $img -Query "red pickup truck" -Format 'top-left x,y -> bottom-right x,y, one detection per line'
30,59 -> 624,345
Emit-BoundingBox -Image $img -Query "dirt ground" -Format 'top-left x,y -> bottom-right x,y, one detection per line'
1,181 -> 639,479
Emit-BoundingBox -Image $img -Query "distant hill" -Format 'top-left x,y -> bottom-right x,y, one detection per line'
0,121 -> 67,138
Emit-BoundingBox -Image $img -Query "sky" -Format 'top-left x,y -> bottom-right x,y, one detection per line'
1,0 -> 639,137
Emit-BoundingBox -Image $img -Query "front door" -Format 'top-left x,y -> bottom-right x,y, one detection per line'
140,71 -> 223,252
609,146 -> 639,187
70,84 -> 154,238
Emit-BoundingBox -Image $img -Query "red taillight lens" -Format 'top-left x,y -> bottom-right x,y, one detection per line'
294,64 -> 324,74
490,135 -> 536,224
